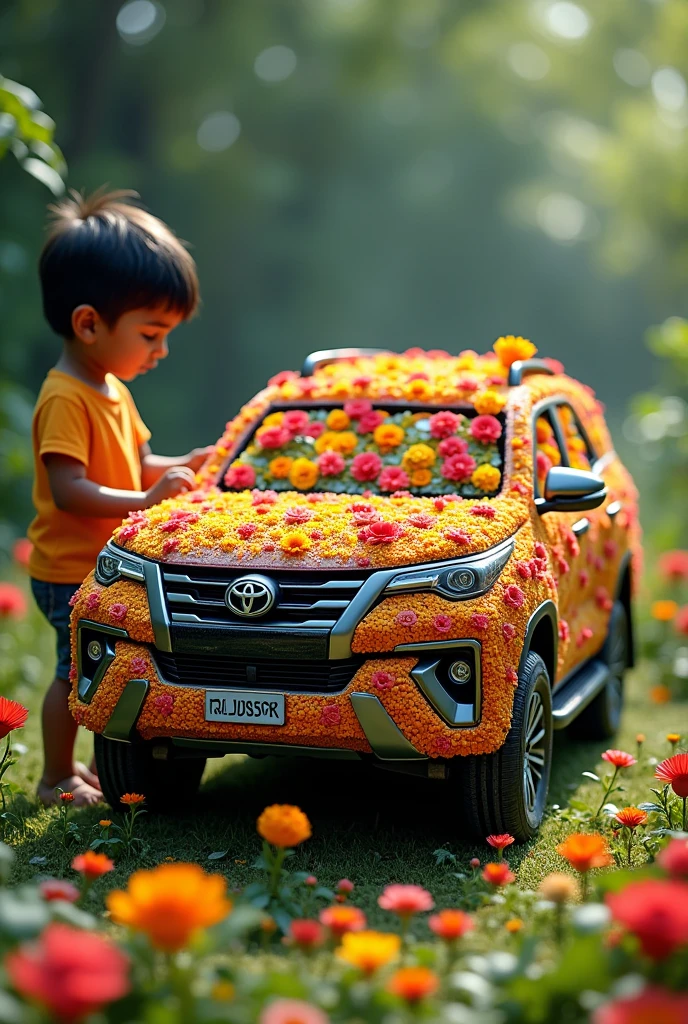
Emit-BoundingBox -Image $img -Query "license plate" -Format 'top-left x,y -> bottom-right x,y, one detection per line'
205,690 -> 285,725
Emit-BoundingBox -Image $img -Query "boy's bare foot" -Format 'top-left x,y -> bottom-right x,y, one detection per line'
37,775 -> 103,808
75,760 -> 100,788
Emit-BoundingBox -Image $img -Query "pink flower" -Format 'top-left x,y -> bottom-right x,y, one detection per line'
359,521 -> 404,544
457,376 -> 479,392
317,450 -> 346,476
441,453 -> 476,482
435,736 -> 451,754
306,420 -> 325,438
371,670 -> 395,690
118,523 -> 140,541
39,879 -> 80,903
438,436 -> 469,458
257,426 -> 290,449
429,411 -> 462,439
154,694 -> 174,718
260,999 -> 329,1024
237,523 -> 257,539
487,834 -> 515,851
604,540 -> 618,559
503,585 -> 525,609
396,610 -> 418,627
470,613 -> 489,631
85,592 -> 101,612
470,415 -> 502,443
320,704 -> 341,726
162,538 -> 180,556
253,489 -> 278,505
350,451 -> 383,482
657,838 -> 688,878
356,556 -> 371,567
445,528 -> 470,544
282,410 -> 310,436
511,480 -> 529,495
337,878 -> 355,894
109,603 -> 128,623
310,529 -> 323,540
68,588 -> 81,607
470,504 -> 496,519
350,505 -> 381,526
576,627 -> 593,648
506,667 -> 518,685
353,374 -> 372,388
378,884 -> 435,917
502,623 -> 516,641
516,561 -> 533,579
268,369 -> 299,387
579,569 -> 590,587
536,451 -> 552,478
344,399 -> 372,420
407,513 -> 437,530
595,586 -> 613,611
534,542 -> 547,559
224,464 -> 256,489
378,466 -> 410,491
130,657 -> 147,676
284,507 -> 313,525
558,619 -> 570,642
433,614 -> 452,633
357,410 -> 387,434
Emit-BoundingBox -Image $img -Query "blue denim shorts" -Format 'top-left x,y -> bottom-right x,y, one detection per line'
30,579 -> 81,681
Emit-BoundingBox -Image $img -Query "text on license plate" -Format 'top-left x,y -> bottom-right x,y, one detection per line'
205,690 -> 285,725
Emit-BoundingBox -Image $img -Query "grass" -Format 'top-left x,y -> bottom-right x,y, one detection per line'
1,600 -> 681,925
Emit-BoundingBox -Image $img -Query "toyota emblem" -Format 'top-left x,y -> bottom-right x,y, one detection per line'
225,575 -> 278,618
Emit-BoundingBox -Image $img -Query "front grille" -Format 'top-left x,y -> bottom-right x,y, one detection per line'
154,649 -> 365,694
161,565 -> 367,630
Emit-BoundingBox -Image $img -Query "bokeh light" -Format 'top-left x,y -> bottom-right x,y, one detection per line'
196,112 -> 241,152
254,46 -> 297,83
116,1 -> 166,45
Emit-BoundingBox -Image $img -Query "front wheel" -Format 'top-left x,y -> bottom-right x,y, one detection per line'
455,652 -> 553,842
94,733 -> 206,812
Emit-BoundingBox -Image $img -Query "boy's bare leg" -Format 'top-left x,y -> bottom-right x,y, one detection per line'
38,676 -> 103,807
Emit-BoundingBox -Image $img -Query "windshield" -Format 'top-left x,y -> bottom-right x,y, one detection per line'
221,403 -> 504,498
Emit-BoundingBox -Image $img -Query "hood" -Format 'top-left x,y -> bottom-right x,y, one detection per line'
114,488 -> 529,571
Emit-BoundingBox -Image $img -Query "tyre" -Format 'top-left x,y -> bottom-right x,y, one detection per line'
455,652 -> 553,842
568,600 -> 629,741
94,733 -> 206,812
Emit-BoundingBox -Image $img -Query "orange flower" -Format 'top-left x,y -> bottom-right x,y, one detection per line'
268,456 -> 293,479
403,379 -> 434,401
505,918 -> 523,933
326,409 -> 351,430
493,335 -> 537,367
257,804 -> 312,847
336,930 -> 400,975
650,684 -> 672,705
472,464 -> 501,492
614,807 -> 648,829
373,423 -> 405,449
106,863 -> 231,951
486,833 -> 515,851
651,600 -> 678,622
473,389 -> 506,416
428,909 -> 473,940
288,457 -> 319,490
120,793 -> 145,806
319,904 -> 367,936
556,833 -> 613,873
410,469 -> 432,487
387,966 -> 439,1003
401,443 -> 436,470
279,531 -> 312,556
99,819 -> 113,828
482,862 -> 516,886
601,749 -> 636,769
72,851 -> 115,879
60,792 -> 74,804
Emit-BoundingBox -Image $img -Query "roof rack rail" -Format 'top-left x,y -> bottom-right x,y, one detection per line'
508,358 -> 555,386
301,348 -> 388,377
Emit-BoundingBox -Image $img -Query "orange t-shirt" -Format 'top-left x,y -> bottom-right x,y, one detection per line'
28,369 -> 151,584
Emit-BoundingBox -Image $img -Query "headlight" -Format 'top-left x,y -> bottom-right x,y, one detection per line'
95,546 -> 146,586
384,536 -> 515,601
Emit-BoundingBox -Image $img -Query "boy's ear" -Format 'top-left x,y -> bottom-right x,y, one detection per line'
71,304 -> 102,344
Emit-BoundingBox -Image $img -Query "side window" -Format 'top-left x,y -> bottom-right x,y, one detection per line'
557,403 -> 595,471
534,410 -> 563,496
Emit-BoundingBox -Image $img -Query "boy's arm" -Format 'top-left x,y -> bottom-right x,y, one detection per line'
139,442 -> 214,489
45,454 -> 196,518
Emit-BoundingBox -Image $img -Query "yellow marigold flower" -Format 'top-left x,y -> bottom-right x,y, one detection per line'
473,389 -> 506,416
120,793 -> 145,806
106,863 -> 232,951
402,443 -> 436,470
569,452 -> 590,470
403,379 -> 434,401
375,355 -> 401,373
329,379 -> 353,398
373,423 -> 405,449
538,872 -> 580,904
337,930 -> 401,975
269,456 -> 293,479
539,442 -> 561,466
326,409 -> 351,430
211,982 -> 235,1002
505,918 -> 523,933
652,600 -> 678,622
279,531 -> 312,556
314,431 -> 339,454
315,431 -> 358,456
471,464 -> 501,492
263,411 -> 285,427
257,804 -> 312,847
512,437 -> 524,449
99,819 -> 112,828
410,469 -> 432,487
493,335 -> 537,367
279,381 -> 301,399
289,458 -> 319,491
667,732 -> 681,745
567,435 -> 587,453
536,418 -> 553,444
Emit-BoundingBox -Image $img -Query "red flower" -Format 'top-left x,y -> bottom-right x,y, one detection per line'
471,613 -> 489,631
359,520 -> 404,544
71,851 -> 115,879
438,436 -> 469,457
576,626 -> 594,647
282,410 -> 310,436
118,523 -> 140,541
268,370 -> 299,387
60,792 -> 74,804
5,922 -> 129,1022
320,704 -> 341,726
675,606 -> 688,635
337,878 -> 354,894
482,862 -> 516,886
502,623 -> 516,641
428,410 -> 462,439
506,667 -> 518,685
317,450 -> 346,476
0,697 -> 28,740
237,523 -> 257,539
486,834 -> 515,851
433,614 -> 452,633
12,538 -> 32,568
319,905 -> 367,935
378,466 -> 410,492
445,528 -> 470,544
428,909 -> 474,941
457,376 -> 479,391
109,603 -> 128,623
306,420 -> 324,438
470,503 -> 496,519
614,807 -> 647,829
657,838 -> 688,879
371,671 -> 395,690
257,426 -> 290,449
655,752 -> 688,798
602,749 -> 637,769
659,550 -> 688,581
350,451 -> 383,482
441,453 -> 476,482
284,507 -> 313,525
224,463 -> 256,489
558,619 -> 570,642
378,884 -> 434,916
470,415 -> 502,443
534,542 -> 547,559
593,986 -> 688,1024
503,584 -> 525,609
357,410 -> 387,434
344,398 -> 372,420
289,919 -> 325,949
408,513 -> 437,530
0,582 -> 27,619
606,879 -> 688,960
154,694 -> 174,718
39,879 -> 80,903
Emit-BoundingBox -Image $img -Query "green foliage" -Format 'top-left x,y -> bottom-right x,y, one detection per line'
0,74 -> 65,193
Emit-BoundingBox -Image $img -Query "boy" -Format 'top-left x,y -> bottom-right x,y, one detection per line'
28,189 -> 211,806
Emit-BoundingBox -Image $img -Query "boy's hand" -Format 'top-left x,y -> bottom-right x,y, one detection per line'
145,466 -> 197,505
183,446 -> 215,472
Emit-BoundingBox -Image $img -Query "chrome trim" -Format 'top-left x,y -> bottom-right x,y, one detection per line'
551,658 -> 609,729
385,536 -> 515,601
606,500 -> 622,518
519,600 -> 558,683
508,358 -> 555,386
102,679 -> 149,743
143,559 -> 172,653
171,736 -> 361,760
95,546 -> 146,586
394,638 -> 481,726
592,449 -> 616,475
76,620 -> 129,704
301,347 -> 387,377
572,517 -> 590,536
349,692 -> 427,760
169,611 -> 338,628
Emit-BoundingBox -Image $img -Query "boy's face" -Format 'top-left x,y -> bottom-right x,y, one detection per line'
74,304 -> 185,381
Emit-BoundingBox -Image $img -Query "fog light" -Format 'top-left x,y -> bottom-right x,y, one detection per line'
448,660 -> 472,684
446,568 -> 476,592
87,640 -> 103,661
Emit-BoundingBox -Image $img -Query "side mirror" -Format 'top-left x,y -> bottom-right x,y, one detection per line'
535,466 -> 607,515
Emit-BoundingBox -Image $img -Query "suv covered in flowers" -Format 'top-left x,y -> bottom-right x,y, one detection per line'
69,338 -> 640,840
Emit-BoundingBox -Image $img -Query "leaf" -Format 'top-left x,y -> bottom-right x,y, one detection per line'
271,906 -> 293,935
638,802 -> 664,813
207,850 -> 228,861
21,156 -> 64,195
581,772 -> 600,782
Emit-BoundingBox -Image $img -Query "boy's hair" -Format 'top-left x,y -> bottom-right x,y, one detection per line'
39,188 -> 200,337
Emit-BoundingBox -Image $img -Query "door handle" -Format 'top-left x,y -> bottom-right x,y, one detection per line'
572,517 -> 590,536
